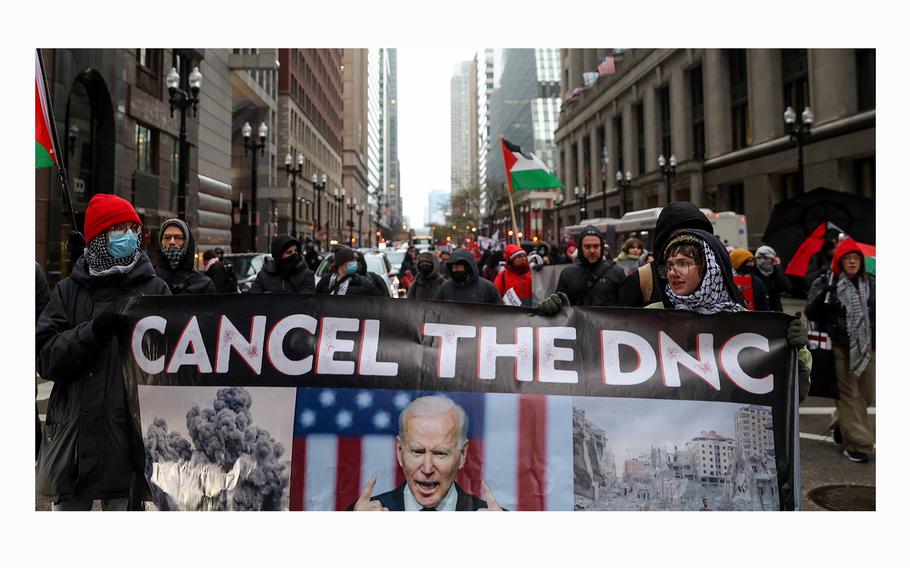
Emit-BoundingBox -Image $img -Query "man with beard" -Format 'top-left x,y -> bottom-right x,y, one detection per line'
551,225 -> 625,308
36,193 -> 171,510
154,218 -> 216,294
250,235 -> 315,293
407,250 -> 444,300
493,244 -> 534,307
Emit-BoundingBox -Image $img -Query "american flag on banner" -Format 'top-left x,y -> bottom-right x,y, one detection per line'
597,56 -> 617,76
289,387 -> 574,511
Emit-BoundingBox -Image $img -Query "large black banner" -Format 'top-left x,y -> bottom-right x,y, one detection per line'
121,294 -> 798,511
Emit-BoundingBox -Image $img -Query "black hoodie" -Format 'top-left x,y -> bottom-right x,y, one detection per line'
618,202 -> 714,307
435,249 -> 503,305
407,250 -> 443,300
555,225 -> 626,307
155,219 -> 216,294
250,235 -> 315,293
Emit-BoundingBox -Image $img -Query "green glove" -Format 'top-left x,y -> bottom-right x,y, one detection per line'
787,316 -> 808,348
538,292 -> 570,315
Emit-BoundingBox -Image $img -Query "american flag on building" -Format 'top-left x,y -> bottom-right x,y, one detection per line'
289,387 -> 574,511
597,56 -> 617,76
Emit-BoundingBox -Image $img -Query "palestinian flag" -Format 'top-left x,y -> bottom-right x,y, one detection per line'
500,137 -> 564,192
36,50 -> 58,169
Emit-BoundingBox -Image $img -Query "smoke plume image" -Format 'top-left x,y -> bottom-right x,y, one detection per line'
140,386 -> 295,511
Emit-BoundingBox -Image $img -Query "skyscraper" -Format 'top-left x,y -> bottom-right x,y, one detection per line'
450,60 -> 478,196
476,49 -> 494,194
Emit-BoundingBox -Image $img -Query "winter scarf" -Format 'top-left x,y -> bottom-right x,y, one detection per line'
755,245 -> 776,277
83,231 -> 143,277
326,273 -> 352,296
837,273 -> 872,377
665,239 -> 745,314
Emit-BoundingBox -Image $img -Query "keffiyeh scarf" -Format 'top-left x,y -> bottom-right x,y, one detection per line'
84,232 -> 142,277
837,273 -> 872,377
665,241 -> 745,314
327,273 -> 351,296
161,245 -> 187,270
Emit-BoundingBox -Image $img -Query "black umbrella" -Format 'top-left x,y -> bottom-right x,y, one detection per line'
761,187 -> 875,266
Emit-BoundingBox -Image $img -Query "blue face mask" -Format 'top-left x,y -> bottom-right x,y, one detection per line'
345,261 -> 360,275
107,230 -> 138,259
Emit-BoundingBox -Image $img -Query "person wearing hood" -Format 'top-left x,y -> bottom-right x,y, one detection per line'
493,244 -> 534,307
729,248 -> 771,311
434,248 -> 503,305
482,248 -> 504,282
250,235 -> 315,294
154,218 -> 216,294
304,238 -> 322,272
618,202 -> 714,307
36,193 -> 171,510
407,250 -> 444,300
316,246 -> 388,297
805,228 -> 841,287
754,245 -> 791,312
806,237 -> 875,463
647,230 -> 811,402
202,249 -> 233,293
553,225 -> 626,308
614,237 -> 644,276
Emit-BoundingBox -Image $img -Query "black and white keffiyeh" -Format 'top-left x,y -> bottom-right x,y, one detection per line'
84,231 -> 142,277
837,273 -> 872,377
665,241 -> 745,314
161,245 -> 187,269
326,273 -> 351,296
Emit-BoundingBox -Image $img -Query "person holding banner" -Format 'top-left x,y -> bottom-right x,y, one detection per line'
36,193 -> 171,511
350,396 -> 501,511
551,225 -> 625,308
155,218 -> 216,295
315,246 -> 388,297
435,249 -> 503,305
407,251 -> 444,300
649,230 -> 812,401
806,238 -> 875,463
251,235 -> 316,294
493,244 -> 534,308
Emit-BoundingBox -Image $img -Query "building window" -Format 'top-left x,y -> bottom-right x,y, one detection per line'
136,49 -> 163,96
136,124 -> 158,174
729,50 -> 750,150
856,49 -> 875,111
614,114 -> 624,175
658,85 -> 671,158
137,48 -> 162,72
635,102 -> 645,175
689,65 -> 705,161
781,49 -> 809,114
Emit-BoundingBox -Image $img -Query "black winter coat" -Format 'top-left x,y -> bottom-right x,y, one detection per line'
35,254 -> 171,501
154,224 -> 216,295
407,252 -> 443,301
434,249 -> 503,305
204,261 -> 234,293
315,271 -> 388,297
758,264 -> 791,312
250,256 -> 316,294
556,257 -> 626,307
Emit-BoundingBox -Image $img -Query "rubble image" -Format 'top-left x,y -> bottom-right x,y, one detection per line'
139,386 -> 295,511
572,397 -> 780,511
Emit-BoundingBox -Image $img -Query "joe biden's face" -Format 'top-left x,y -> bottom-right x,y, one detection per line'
396,410 -> 467,509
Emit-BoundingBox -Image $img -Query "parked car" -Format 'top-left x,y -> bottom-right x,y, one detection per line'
315,251 -> 400,298
222,252 -> 269,293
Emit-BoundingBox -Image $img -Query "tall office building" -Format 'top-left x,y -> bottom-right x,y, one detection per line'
386,49 -> 402,231
425,190 -> 449,226
450,60 -> 478,197
476,49 -> 494,195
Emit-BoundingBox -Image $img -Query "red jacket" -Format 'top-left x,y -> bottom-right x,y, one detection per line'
494,267 -> 532,300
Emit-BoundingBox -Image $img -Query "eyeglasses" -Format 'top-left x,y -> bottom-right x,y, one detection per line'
108,223 -> 140,235
161,234 -> 186,243
658,260 -> 698,279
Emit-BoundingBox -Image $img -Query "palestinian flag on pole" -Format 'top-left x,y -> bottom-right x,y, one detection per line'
500,137 -> 564,192
36,50 -> 58,169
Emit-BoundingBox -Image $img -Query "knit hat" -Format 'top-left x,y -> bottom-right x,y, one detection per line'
505,244 -> 526,263
333,246 -> 357,269
755,245 -> 776,259
84,193 -> 142,243
729,248 -> 754,270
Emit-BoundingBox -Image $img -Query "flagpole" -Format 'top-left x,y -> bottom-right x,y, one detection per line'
506,186 -> 521,245
37,48 -> 78,232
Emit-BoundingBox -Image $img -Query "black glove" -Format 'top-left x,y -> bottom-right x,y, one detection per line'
532,262 -> 544,272
538,291 -> 570,315
92,311 -> 128,341
786,316 -> 808,349
67,230 -> 86,262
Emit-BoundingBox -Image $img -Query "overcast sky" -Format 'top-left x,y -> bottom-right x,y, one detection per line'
397,48 -> 480,228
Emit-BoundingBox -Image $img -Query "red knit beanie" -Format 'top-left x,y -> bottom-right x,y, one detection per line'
505,244 -> 525,262
84,193 -> 141,243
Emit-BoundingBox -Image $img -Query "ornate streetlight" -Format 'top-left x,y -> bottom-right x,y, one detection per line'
658,154 -> 677,205
166,65 -> 202,220
241,120 -> 268,251
284,151 -> 304,240
574,185 -> 587,220
784,105 -> 813,196
616,170 -> 632,216
311,173 -> 327,245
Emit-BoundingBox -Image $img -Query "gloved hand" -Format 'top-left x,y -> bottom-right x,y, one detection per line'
92,311 -> 128,341
538,291 -> 570,315
67,230 -> 86,262
786,315 -> 808,348
532,262 -> 544,272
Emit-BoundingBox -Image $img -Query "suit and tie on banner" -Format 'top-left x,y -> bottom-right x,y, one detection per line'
121,294 -> 799,511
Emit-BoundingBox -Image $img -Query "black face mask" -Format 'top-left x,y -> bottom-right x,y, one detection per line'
418,263 -> 434,277
451,270 -> 468,284
278,253 -> 299,272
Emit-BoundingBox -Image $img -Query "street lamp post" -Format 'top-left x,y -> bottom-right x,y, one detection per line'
658,154 -> 677,205
284,151 -> 305,240
602,145 -> 610,217
166,65 -> 202,221
532,203 -> 542,239
333,188 -> 345,243
241,120 -> 268,251
311,173 -> 327,245
554,193 -> 564,243
346,197 -> 356,246
574,186 -> 587,221
616,170 -> 632,216
784,106 -> 813,197
356,203 -> 364,245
